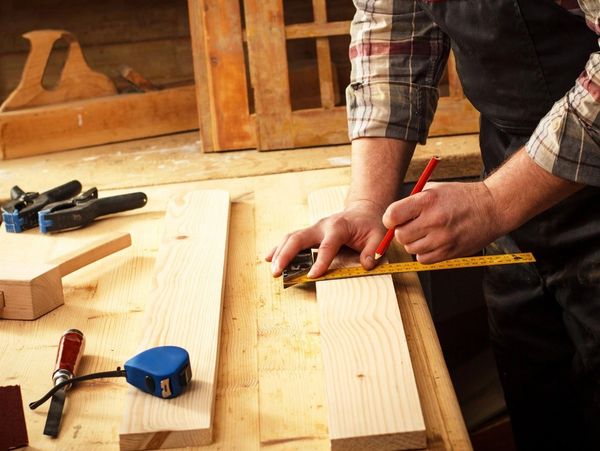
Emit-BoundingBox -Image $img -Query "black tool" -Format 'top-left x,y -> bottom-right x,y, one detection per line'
43,329 -> 85,437
38,188 -> 147,233
1,181 -> 82,233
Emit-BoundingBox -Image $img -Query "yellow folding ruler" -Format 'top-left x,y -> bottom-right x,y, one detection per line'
283,251 -> 536,288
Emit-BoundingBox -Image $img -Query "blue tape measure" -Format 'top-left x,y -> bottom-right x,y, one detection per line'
125,346 -> 192,398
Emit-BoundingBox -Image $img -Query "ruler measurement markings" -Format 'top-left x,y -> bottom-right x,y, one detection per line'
284,253 -> 536,287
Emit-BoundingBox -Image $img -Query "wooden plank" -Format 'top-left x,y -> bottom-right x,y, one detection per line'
287,98 -> 478,150
0,132 -> 483,195
244,0 -> 294,150
0,85 -> 198,159
253,173 -> 330,450
430,97 -> 479,136
119,190 -> 230,449
309,187 -> 426,451
208,198 -> 260,449
188,0 -> 256,152
285,21 -> 351,40
388,245 -> 473,450
292,107 -> 348,148
313,0 -> 336,109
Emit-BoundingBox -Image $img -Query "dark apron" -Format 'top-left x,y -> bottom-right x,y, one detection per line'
415,0 -> 600,448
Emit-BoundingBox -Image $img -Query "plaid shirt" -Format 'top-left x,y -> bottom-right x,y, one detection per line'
346,0 -> 600,187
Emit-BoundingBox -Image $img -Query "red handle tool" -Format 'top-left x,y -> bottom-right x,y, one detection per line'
43,328 -> 85,437
52,329 -> 85,386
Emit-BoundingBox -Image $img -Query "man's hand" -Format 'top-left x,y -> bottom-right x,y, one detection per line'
266,200 -> 387,278
383,181 -> 501,263
267,137 -> 417,279
384,148 -> 584,263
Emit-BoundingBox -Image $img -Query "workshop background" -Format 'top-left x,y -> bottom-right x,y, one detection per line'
0,1 -> 513,450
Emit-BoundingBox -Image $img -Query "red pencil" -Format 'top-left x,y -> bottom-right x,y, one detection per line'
374,155 -> 441,260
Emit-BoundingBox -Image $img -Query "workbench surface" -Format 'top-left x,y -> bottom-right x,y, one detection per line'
0,132 -> 481,450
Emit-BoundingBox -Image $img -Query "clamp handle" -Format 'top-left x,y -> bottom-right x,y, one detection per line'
95,192 -> 148,217
45,180 -> 83,204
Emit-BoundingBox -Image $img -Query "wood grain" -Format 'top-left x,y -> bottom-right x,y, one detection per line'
286,21 -> 351,40
0,165 -> 471,450
387,244 -> 473,450
0,233 -> 132,320
119,190 -> 230,449
0,30 -> 117,112
188,0 -> 256,152
53,233 -> 132,277
244,0 -> 294,150
313,0 -> 336,109
309,187 -> 426,450
0,85 -> 197,159
0,132 -> 483,196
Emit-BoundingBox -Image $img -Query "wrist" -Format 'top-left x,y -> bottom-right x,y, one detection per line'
482,148 -> 584,234
345,197 -> 388,215
348,137 -> 417,211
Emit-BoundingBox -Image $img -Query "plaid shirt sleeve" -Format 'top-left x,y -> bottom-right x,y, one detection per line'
526,1 -> 600,187
346,0 -> 450,144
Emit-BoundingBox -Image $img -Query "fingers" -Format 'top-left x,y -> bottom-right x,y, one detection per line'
382,192 -> 427,229
359,232 -> 385,270
269,228 -> 322,277
265,246 -> 277,262
307,236 -> 344,278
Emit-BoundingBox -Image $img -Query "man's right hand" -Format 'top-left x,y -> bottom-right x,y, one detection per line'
266,200 -> 388,279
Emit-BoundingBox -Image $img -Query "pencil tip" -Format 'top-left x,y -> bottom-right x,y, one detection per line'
374,253 -> 382,260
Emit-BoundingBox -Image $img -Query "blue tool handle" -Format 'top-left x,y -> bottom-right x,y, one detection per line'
47,180 -> 82,202
95,192 -> 147,217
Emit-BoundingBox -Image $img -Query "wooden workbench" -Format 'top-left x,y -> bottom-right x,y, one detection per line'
0,132 -> 482,450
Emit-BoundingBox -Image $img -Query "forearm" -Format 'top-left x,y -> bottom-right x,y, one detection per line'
346,137 -> 416,212
483,148 -> 584,234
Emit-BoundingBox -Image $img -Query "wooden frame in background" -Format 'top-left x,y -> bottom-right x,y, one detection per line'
189,0 -> 479,152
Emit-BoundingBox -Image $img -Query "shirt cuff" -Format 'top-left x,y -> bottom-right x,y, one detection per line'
525,86 -> 600,188
346,81 -> 439,145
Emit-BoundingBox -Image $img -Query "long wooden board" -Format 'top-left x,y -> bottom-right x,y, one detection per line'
0,85 -> 197,159
309,187 -> 426,450
119,190 -> 230,450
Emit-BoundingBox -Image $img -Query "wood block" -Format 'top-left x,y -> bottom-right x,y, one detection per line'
0,85 -> 197,160
119,190 -> 230,450
308,187 -> 426,450
0,233 -> 131,320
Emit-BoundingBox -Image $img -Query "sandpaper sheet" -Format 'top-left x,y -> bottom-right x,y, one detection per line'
0,385 -> 28,450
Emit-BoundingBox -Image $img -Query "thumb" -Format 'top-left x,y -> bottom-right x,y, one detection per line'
360,232 -> 385,270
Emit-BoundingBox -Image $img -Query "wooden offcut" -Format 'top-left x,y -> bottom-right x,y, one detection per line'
0,30 -> 117,112
0,233 -> 131,320
308,187 -> 426,450
0,85 -> 197,159
119,190 -> 230,450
